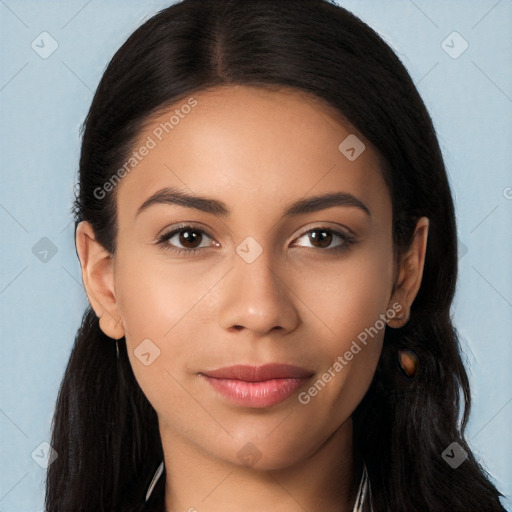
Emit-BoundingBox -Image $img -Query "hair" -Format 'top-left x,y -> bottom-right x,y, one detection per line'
45,0 -> 507,511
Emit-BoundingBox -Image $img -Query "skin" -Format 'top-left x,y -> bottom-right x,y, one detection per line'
76,84 -> 429,512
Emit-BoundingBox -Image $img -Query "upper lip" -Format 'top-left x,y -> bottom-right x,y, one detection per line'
201,364 -> 314,382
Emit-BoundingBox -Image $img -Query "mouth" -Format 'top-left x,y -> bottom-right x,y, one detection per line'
199,364 -> 314,408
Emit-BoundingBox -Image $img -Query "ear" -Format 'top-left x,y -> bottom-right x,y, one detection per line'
75,221 -> 125,340
387,217 -> 429,328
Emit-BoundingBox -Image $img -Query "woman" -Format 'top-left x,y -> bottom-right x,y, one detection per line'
45,0 -> 508,510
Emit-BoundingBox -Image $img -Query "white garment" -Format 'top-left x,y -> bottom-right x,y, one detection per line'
352,462 -> 371,512
145,460 -> 371,511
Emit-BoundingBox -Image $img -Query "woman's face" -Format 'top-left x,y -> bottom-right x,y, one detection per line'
101,85 -> 398,469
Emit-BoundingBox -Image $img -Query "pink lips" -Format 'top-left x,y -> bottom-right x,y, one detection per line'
200,364 -> 314,408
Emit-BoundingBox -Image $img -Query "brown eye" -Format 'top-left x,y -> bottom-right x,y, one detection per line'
294,227 -> 356,253
177,228 -> 203,248
308,229 -> 333,248
156,225 -> 215,254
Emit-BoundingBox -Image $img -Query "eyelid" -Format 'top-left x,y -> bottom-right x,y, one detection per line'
291,221 -> 356,239
292,226 -> 356,248
155,221 -> 214,239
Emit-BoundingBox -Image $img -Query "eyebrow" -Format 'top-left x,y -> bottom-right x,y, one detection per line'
136,186 -> 371,219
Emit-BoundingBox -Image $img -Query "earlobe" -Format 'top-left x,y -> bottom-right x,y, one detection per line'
387,217 -> 429,328
75,221 -> 125,340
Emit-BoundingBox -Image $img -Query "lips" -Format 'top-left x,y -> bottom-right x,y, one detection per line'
200,363 -> 314,381
199,364 -> 315,408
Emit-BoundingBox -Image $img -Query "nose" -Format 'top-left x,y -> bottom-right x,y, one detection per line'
217,247 -> 300,337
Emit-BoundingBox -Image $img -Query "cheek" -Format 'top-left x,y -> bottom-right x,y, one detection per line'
114,248 -> 211,340
113,254 -> 205,413
296,242 -> 393,395
301,244 -> 393,340
113,249 -> 227,386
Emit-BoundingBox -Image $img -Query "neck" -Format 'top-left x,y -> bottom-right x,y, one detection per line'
161,417 -> 360,512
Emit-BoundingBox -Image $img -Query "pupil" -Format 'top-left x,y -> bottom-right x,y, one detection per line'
179,230 -> 201,248
310,229 -> 331,248
177,229 -> 332,250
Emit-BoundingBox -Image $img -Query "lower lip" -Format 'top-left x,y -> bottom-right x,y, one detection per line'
200,375 -> 310,408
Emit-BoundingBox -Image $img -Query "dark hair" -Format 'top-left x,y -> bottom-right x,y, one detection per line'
46,0 -> 507,510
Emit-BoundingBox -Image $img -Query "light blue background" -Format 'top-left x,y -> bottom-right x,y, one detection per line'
1,1 -> 511,510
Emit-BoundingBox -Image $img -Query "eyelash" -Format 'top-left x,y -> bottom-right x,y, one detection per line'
155,224 -> 357,256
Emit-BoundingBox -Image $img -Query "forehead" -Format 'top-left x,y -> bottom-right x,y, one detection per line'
115,84 -> 389,225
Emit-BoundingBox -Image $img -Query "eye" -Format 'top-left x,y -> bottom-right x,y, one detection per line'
155,224 -> 357,256
292,227 -> 356,253
156,224 -> 216,255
